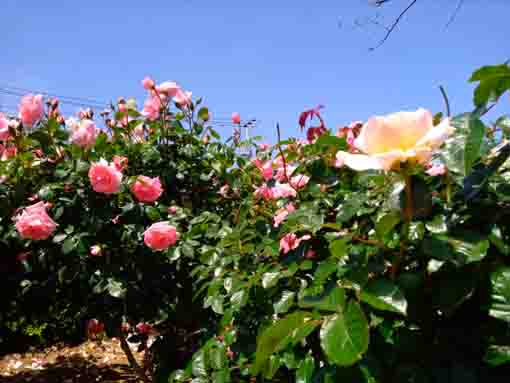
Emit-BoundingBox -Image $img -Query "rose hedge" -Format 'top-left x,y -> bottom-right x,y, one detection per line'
1,64 -> 510,382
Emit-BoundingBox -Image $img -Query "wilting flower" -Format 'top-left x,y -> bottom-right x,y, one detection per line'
144,222 -> 179,251
426,163 -> 447,176
0,144 -> 17,161
14,202 -> 56,240
338,109 -> 454,172
19,94 -> 44,127
113,155 -> 128,172
88,159 -> 123,194
231,112 -> 241,125
136,322 -> 153,334
279,233 -> 311,254
131,175 -> 163,203
0,113 -> 11,141
336,121 -> 363,151
70,119 -> 98,148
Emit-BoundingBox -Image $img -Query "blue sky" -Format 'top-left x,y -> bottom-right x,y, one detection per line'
1,1 -> 509,142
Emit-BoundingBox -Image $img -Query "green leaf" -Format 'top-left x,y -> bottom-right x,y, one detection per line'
106,278 -> 126,299
209,346 -> 227,370
490,267 -> 510,323
485,345 -> 510,366
329,238 -> 349,259
274,291 -> 296,314
314,135 -> 347,151
469,64 -> 510,107
230,290 -> 248,311
337,197 -> 364,223
253,311 -> 316,374
192,350 -> 208,378
62,237 -> 77,254
262,272 -> 280,289
463,117 -> 485,175
299,286 -> 346,312
296,355 -> 315,383
320,301 -> 369,366
360,279 -> 407,315
211,370 -> 231,383
145,206 -> 161,221
375,211 -> 401,240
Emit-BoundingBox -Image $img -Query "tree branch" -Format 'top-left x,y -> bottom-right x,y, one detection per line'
445,0 -> 465,29
370,0 -> 419,51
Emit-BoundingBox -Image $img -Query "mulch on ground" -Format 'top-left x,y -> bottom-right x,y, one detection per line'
0,338 -> 146,383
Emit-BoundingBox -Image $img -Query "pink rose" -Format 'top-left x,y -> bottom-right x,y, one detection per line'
252,159 -> 273,181
157,81 -> 180,97
141,96 -> 161,120
253,184 -> 275,200
144,222 -> 179,251
18,94 -> 44,127
258,143 -> 270,151
289,174 -> 310,189
131,175 -> 163,203
273,203 -> 296,227
426,163 -> 447,176
174,89 -> 192,107
305,249 -> 317,259
0,113 -> 11,141
15,201 -> 57,240
168,206 -> 178,214
275,165 -> 296,182
231,112 -> 241,125
88,159 -> 123,194
90,245 -> 102,256
334,152 -> 345,168
279,233 -> 311,254
71,119 -> 98,148
142,76 -> 155,90
272,182 -> 297,199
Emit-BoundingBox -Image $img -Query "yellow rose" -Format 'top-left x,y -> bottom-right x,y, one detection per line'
338,109 -> 454,171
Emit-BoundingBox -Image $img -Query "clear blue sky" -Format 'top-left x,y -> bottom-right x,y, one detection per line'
1,1 -> 509,142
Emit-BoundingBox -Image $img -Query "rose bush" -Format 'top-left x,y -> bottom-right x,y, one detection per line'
1,63 -> 510,383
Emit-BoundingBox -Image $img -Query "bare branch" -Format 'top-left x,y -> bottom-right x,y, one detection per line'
370,0 -> 419,51
445,0 -> 465,29
439,85 -> 451,118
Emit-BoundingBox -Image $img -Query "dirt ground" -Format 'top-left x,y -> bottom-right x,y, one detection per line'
0,338 -> 146,383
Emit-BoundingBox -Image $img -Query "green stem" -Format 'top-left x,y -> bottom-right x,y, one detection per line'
392,174 -> 413,279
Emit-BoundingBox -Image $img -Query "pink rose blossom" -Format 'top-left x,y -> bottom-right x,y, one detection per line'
272,182 -> 297,199
290,174 -> 310,189
14,201 -> 57,240
90,245 -> 102,256
253,159 -> 273,181
131,175 -> 163,203
18,94 -> 44,127
279,233 -> 311,254
157,81 -> 180,97
426,163 -> 447,176
88,159 -> 123,194
142,76 -> 155,90
275,165 -> 296,182
70,119 -> 98,148
258,143 -> 271,151
273,203 -> 296,228
168,206 -> 178,214
0,113 -> 11,141
254,184 -> 275,200
334,152 -> 345,168
305,249 -> 317,259
231,112 -> 241,125
141,96 -> 161,120
144,222 -> 179,251
219,184 -> 230,198
174,89 -> 192,107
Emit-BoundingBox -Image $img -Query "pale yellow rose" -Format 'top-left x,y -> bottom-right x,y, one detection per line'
338,108 -> 454,171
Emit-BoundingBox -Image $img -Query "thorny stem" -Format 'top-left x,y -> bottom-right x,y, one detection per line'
392,173 -> 414,279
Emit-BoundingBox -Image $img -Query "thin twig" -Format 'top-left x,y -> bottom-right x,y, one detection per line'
370,0 -> 419,50
445,0 -> 465,30
276,123 -> 300,196
439,85 -> 451,118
